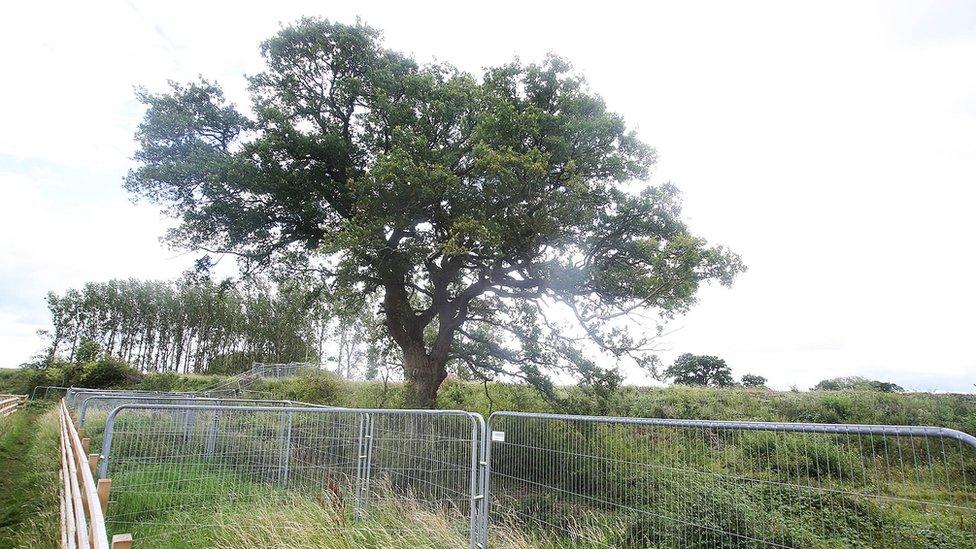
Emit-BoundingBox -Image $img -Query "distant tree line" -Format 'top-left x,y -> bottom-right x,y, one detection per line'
42,278 -> 335,374
811,376 -> 904,393
661,353 -> 905,393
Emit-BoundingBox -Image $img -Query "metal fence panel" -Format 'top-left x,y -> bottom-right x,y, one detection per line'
65,388 -> 197,408
30,385 -> 69,400
97,404 -> 485,547
77,394 -> 296,427
481,412 -> 976,548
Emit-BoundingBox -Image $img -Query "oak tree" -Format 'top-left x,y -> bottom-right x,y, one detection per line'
664,353 -> 735,387
126,19 -> 744,407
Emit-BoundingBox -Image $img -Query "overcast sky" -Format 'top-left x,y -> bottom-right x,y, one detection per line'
1,1 -> 974,391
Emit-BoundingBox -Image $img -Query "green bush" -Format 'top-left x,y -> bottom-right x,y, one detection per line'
255,371 -> 343,404
79,356 -> 141,388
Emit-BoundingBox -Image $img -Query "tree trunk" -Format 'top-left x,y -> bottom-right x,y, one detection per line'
383,279 -> 452,408
402,346 -> 448,409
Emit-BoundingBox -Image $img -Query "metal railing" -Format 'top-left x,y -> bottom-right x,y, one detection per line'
96,403 -> 486,547
31,385 -> 70,400
76,394 -> 297,428
480,412 -> 976,548
65,388 -> 197,408
250,361 -> 317,378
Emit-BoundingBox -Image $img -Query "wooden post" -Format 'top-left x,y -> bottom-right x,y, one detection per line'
97,478 -> 112,513
111,533 -> 133,549
89,454 -> 100,475
82,437 -> 90,454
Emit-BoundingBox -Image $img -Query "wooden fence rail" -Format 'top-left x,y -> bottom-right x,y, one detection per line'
0,394 -> 26,417
58,400 -> 132,549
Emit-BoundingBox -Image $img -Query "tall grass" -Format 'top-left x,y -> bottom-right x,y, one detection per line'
106,463 -> 531,548
0,404 -> 61,548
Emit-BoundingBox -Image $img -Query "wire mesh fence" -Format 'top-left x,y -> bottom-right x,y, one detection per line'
77,394 -> 297,427
481,412 -> 976,548
76,395 -> 301,450
31,385 -> 70,400
65,388 -> 197,408
96,404 -> 486,547
192,362 -> 318,398
69,398 -> 976,548
250,362 -> 317,379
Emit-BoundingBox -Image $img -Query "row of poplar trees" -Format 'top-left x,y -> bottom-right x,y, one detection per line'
43,278 -> 335,374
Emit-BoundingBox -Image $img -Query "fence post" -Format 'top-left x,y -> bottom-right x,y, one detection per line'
354,413 -> 367,519
468,413 -> 487,549
78,400 -> 90,428
362,413 -> 375,514
97,410 -> 120,479
111,533 -> 133,549
477,414 -> 496,549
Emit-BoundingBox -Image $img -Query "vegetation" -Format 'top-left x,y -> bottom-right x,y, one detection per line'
2,373 -> 975,547
2,366 -> 974,433
662,353 -> 735,387
0,405 -> 60,548
812,376 -> 904,393
9,346 -> 142,396
125,18 -> 743,406
740,373 -> 767,388
41,277 -> 335,373
102,464 -> 523,548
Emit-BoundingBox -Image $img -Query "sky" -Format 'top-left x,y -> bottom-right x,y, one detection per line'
1,0 -> 974,392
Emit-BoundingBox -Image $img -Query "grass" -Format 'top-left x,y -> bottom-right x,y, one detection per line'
104,462 -> 531,548
98,457 -> 975,548
0,403 -> 60,548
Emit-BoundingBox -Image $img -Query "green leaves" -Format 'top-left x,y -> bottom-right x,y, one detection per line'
125,18 -> 744,403
664,354 -> 736,387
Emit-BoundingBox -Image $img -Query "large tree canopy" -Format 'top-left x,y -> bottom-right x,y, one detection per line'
126,18 -> 744,407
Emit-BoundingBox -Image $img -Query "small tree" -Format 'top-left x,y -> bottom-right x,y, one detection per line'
741,373 -> 767,388
663,353 -> 734,387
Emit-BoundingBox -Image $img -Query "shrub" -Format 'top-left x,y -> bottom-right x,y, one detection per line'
79,356 -> 141,388
258,371 -> 342,404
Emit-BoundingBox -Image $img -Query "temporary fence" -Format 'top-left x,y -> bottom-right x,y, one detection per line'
65,388 -> 197,409
76,394 -> 298,428
96,403 -> 486,547
58,400 -> 131,549
193,362 -> 317,398
480,412 -> 976,548
32,385 -> 70,400
1,393 -> 27,417
250,361 -> 317,378
78,401 -> 976,548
